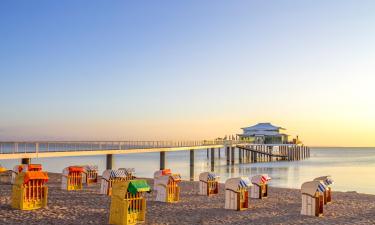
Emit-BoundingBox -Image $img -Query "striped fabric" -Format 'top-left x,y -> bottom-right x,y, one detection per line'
84,165 -> 98,171
324,178 -> 334,186
239,178 -> 251,188
109,170 -> 127,178
318,183 -> 326,193
261,175 -> 271,183
119,168 -> 135,175
207,173 -> 219,181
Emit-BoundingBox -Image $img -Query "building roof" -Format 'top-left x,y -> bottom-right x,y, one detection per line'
242,123 -> 285,131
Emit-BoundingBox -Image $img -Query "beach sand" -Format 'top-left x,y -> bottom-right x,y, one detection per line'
0,172 -> 374,225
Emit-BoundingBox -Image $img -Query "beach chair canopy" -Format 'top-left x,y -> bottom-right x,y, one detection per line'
27,164 -> 42,171
15,171 -> 49,185
119,168 -> 135,175
127,180 -> 151,194
225,177 -> 252,192
156,174 -> 181,185
313,176 -> 334,186
153,169 -> 172,178
68,166 -> 84,173
199,172 -> 220,182
251,174 -> 271,185
112,180 -> 151,198
301,181 -> 326,196
82,165 -> 98,172
102,169 -> 128,180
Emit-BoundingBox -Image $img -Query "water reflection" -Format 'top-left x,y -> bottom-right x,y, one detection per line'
1,147 -> 374,194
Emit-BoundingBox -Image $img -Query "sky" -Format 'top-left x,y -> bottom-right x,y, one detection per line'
0,1 -> 374,146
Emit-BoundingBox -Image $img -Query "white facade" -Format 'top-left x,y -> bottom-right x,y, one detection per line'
301,181 -> 326,217
198,172 -> 220,196
250,174 -> 271,199
224,177 -> 252,210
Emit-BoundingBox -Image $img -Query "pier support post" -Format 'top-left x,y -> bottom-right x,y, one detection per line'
160,151 -> 166,170
190,150 -> 194,181
21,158 -> 31,165
231,147 -> 235,165
210,148 -> 215,172
238,148 -> 242,164
207,148 -> 209,158
218,148 -> 221,158
106,154 -> 113,170
226,146 -> 230,165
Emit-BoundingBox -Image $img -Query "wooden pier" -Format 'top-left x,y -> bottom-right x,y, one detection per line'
0,141 -> 310,181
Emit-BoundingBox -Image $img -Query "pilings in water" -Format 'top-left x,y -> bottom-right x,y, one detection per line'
225,146 -> 230,165
160,151 -> 165,170
210,148 -> 215,172
106,154 -> 113,170
237,145 -> 311,163
230,146 -> 235,165
190,149 -> 194,181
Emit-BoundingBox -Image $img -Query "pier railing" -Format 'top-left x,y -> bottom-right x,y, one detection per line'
0,140 -> 245,154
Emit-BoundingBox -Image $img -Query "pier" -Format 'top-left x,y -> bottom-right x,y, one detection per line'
0,141 -> 310,180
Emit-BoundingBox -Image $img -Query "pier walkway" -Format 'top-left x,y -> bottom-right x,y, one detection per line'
0,140 -> 310,180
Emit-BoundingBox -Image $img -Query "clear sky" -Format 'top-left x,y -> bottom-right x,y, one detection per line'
1,1 -> 374,146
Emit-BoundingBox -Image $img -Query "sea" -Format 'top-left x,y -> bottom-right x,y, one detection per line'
2,147 -> 375,195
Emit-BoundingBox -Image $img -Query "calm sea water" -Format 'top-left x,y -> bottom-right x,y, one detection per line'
2,147 -> 375,194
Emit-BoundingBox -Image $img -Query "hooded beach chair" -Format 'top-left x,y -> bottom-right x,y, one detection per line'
153,169 -> 172,190
225,177 -> 252,210
61,166 -> 84,191
154,172 -> 181,203
109,180 -> 151,225
313,176 -> 334,204
301,180 -> 326,217
11,171 -> 49,210
82,165 -> 98,185
101,169 -> 129,196
11,164 -> 43,184
198,172 -> 220,196
250,174 -> 271,199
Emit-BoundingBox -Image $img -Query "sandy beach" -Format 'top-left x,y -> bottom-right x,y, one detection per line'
0,172 -> 374,225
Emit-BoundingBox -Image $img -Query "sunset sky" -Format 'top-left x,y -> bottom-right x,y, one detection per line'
1,1 -> 374,146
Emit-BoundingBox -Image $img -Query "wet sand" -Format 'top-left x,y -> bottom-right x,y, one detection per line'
0,172 -> 374,225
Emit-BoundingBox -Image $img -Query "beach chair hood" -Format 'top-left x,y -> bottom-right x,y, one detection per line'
225,177 -> 252,192
251,174 -> 271,185
301,181 -> 326,196
14,171 -> 49,185
127,180 -> 151,195
119,168 -> 135,176
82,165 -> 98,173
68,166 -> 84,173
153,169 -> 172,178
111,180 -> 151,198
102,169 -> 128,180
313,176 -> 334,186
199,172 -> 220,182
27,164 -> 42,171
